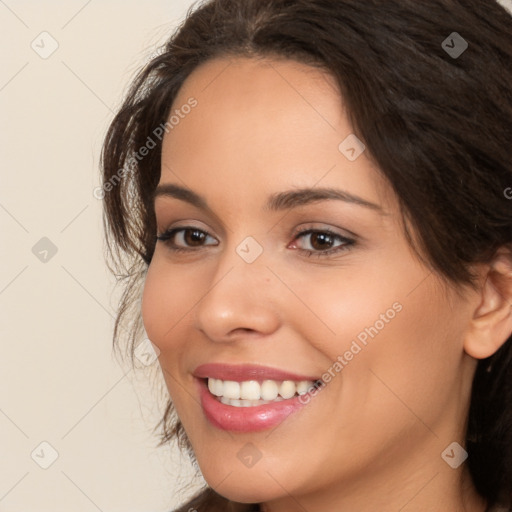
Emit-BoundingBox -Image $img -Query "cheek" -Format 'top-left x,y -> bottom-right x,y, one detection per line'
140,260 -> 201,413
341,276 -> 468,442
141,258 -> 199,356
279,255 -> 407,362
285,250 -> 465,417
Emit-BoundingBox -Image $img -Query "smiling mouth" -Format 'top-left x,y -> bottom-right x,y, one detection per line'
205,377 -> 321,407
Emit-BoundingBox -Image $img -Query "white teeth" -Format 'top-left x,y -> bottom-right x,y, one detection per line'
240,380 -> 261,400
222,397 -> 274,407
213,379 -> 224,396
223,381 -> 240,399
260,380 -> 279,400
207,377 -> 317,405
208,378 -> 224,396
279,380 -> 296,399
296,380 -> 315,395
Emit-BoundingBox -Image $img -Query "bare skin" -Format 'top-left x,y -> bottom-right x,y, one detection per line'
141,56 -> 512,511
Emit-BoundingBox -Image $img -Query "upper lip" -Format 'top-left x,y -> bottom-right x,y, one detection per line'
193,363 -> 319,382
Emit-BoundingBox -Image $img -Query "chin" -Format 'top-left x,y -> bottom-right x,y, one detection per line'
199,460 -> 289,504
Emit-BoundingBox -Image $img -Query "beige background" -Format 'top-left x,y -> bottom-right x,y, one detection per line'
1,1 -> 511,511
0,2 -> 203,511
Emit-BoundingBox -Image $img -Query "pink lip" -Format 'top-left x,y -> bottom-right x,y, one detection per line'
197,379 -> 313,432
193,363 -> 319,382
193,363 -> 320,432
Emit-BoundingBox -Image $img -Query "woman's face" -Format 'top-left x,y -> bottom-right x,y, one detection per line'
142,57 -> 481,507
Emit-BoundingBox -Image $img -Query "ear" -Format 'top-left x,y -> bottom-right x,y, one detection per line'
464,247 -> 512,359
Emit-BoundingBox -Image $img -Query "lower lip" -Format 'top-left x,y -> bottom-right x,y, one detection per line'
197,379 -> 312,432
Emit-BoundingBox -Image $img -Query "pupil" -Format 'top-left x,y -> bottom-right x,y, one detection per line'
311,232 -> 332,250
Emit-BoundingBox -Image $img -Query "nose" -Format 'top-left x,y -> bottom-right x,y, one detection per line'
193,256 -> 281,343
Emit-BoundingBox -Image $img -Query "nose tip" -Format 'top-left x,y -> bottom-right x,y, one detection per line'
193,265 -> 280,343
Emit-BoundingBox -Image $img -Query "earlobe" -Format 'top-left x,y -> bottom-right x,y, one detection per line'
464,248 -> 512,360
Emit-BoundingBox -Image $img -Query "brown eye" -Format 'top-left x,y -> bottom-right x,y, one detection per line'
309,232 -> 335,250
290,228 -> 355,257
155,227 -> 218,250
183,229 -> 207,246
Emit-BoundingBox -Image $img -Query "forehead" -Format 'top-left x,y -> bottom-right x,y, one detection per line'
160,56 -> 394,212
174,55 -> 341,116
165,56 -> 344,153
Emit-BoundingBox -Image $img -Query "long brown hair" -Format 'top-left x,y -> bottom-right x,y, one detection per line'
100,0 -> 512,509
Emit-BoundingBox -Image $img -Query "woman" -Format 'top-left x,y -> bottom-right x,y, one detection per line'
100,0 -> 512,510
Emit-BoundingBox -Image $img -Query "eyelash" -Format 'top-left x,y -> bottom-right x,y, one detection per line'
155,226 -> 355,258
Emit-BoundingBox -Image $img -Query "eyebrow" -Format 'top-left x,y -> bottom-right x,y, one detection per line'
153,183 -> 383,213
